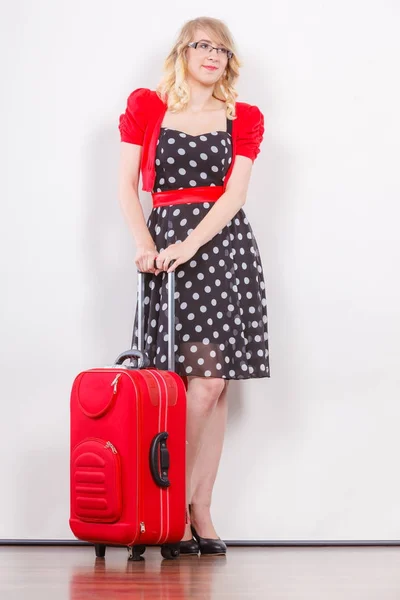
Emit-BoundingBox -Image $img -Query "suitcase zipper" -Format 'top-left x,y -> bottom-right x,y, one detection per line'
104,441 -> 118,454
111,374 -> 122,394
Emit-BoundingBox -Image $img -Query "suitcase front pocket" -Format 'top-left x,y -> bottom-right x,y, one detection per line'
71,438 -> 122,524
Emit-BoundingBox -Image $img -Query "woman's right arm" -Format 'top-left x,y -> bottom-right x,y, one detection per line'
118,142 -> 160,274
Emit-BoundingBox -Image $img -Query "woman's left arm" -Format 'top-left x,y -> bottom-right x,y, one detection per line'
155,156 -> 255,273
186,155 -> 254,249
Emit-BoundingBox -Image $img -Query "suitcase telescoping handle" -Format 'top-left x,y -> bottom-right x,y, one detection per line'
134,260 -> 176,371
114,260 -> 176,371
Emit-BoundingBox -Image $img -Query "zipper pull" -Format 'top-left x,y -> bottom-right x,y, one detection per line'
111,373 -> 121,394
104,441 -> 117,454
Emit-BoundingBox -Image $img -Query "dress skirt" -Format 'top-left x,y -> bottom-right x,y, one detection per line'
132,201 -> 270,380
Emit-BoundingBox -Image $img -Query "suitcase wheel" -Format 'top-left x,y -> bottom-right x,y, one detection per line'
160,543 -> 180,560
94,544 -> 106,558
127,545 -> 146,561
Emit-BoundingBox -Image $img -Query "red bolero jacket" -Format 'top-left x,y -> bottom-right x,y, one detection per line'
118,88 -> 265,193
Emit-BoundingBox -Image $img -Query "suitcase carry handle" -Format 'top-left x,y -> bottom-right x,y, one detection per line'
150,431 -> 171,488
114,349 -> 150,369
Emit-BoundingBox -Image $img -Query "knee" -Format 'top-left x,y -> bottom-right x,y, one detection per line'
190,377 -> 225,399
187,377 -> 226,415
205,378 -> 226,397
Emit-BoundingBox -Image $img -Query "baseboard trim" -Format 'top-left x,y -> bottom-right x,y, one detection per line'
1,539 -> 400,547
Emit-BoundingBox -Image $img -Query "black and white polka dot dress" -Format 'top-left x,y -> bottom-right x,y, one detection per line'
132,122 -> 270,380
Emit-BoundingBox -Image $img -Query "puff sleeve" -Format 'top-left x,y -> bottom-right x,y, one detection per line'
236,104 -> 265,161
118,88 -> 150,145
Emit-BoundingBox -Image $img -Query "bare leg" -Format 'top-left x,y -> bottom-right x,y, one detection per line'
190,381 -> 229,538
181,376 -> 225,541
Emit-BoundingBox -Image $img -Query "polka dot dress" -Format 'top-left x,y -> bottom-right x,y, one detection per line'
153,127 -> 232,191
132,122 -> 270,380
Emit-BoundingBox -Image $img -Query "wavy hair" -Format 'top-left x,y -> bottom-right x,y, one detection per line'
156,17 -> 241,120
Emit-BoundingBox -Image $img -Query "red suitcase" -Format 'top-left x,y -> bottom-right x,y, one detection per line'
70,269 -> 187,560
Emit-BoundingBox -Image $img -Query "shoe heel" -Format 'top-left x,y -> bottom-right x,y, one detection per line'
190,524 -> 227,555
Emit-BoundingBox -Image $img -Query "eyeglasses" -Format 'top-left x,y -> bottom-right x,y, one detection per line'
188,41 -> 233,60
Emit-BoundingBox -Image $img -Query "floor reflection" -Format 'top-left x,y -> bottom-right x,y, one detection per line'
69,551 -> 227,599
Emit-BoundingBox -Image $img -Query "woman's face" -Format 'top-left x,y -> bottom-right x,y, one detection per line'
185,28 -> 229,87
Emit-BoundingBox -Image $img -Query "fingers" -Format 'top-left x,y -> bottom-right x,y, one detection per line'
161,257 -> 171,272
149,256 -> 160,275
155,255 -> 173,272
164,257 -> 174,271
136,260 -> 149,273
147,256 -> 156,274
141,255 -> 178,274
135,252 -> 158,273
167,258 -> 180,273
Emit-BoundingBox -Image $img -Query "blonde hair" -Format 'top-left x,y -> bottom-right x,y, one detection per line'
156,17 -> 241,120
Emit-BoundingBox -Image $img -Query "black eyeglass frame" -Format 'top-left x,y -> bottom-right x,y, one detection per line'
187,41 -> 233,60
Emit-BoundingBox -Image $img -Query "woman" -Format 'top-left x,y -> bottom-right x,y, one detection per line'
118,16 -> 270,556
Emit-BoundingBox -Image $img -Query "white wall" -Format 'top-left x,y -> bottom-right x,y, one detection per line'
1,0 -> 399,541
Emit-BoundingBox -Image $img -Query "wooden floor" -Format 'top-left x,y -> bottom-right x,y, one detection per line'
1,545 -> 400,599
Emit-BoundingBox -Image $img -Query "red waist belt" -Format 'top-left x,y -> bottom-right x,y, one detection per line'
151,185 -> 224,207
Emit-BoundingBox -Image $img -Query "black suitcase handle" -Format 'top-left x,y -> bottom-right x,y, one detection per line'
150,431 -> 171,488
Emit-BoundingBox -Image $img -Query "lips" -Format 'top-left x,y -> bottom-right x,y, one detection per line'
203,66 -> 218,71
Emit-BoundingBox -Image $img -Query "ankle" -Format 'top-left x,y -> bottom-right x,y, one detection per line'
181,523 -> 193,542
190,501 -> 211,515
190,502 -> 212,527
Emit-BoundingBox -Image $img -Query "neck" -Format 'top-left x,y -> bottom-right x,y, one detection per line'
185,77 -> 216,112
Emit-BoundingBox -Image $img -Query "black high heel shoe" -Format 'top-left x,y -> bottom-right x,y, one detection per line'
190,524 -> 227,556
179,537 -> 200,555
179,505 -> 199,555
